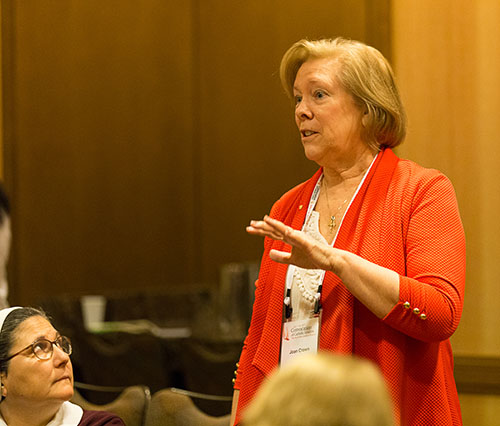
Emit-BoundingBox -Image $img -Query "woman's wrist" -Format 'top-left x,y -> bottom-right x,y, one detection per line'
328,247 -> 346,276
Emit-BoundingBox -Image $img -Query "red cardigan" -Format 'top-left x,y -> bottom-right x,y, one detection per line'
234,149 -> 466,426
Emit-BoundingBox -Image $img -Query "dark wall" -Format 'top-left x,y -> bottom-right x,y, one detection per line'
1,0 -> 390,304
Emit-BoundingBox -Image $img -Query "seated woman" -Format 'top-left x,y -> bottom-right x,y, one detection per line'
0,306 -> 124,425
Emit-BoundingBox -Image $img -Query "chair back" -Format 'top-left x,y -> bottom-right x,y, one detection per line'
145,389 -> 230,426
71,385 -> 151,426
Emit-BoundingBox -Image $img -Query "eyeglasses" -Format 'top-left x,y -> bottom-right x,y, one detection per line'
2,335 -> 72,362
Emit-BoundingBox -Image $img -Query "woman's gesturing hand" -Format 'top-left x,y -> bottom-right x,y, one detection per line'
246,215 -> 337,272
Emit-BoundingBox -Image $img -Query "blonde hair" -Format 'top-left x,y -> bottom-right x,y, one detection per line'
242,353 -> 394,426
280,38 -> 406,150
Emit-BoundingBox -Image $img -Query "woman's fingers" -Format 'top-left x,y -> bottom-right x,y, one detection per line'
247,226 -> 283,241
263,216 -> 295,241
247,216 -> 334,270
247,217 -> 289,241
269,249 -> 292,263
247,216 -> 310,248
247,216 -> 330,269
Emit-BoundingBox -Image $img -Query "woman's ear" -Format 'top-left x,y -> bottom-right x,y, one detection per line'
361,111 -> 369,127
360,103 -> 370,127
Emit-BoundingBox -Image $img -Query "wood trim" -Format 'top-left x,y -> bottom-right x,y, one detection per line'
454,356 -> 500,395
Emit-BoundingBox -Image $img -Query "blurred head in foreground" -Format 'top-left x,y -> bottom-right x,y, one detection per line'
242,352 -> 394,426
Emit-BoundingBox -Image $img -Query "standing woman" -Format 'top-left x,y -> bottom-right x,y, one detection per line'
231,38 -> 465,426
0,306 -> 125,425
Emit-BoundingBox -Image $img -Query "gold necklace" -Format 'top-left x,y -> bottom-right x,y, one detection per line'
323,178 -> 348,233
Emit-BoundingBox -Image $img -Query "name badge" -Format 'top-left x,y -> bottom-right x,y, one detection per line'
280,315 -> 320,367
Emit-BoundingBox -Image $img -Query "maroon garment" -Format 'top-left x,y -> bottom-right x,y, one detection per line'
79,410 -> 125,426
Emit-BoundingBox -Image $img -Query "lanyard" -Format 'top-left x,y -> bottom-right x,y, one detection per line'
283,155 -> 378,319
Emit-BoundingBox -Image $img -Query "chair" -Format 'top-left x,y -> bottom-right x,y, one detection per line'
145,388 -> 230,426
71,384 -> 151,426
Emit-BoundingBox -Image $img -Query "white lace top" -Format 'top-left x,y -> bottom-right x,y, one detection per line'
290,211 -> 328,320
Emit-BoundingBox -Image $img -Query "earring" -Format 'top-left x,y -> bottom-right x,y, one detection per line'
0,376 -> 5,401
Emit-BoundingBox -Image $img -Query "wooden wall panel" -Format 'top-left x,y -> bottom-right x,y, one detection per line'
197,0 -> 391,283
2,0 -> 390,304
392,0 -> 500,422
3,0 -> 197,303
393,0 -> 499,357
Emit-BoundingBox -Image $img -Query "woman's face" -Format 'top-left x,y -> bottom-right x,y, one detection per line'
1,316 -> 74,406
293,57 -> 366,167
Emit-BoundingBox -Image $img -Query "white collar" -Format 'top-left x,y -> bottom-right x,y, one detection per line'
0,401 -> 84,426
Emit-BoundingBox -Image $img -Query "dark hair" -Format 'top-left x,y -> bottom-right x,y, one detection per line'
0,183 -> 10,226
0,307 -> 49,375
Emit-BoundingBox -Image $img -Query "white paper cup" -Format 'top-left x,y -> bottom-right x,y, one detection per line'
81,295 -> 106,330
